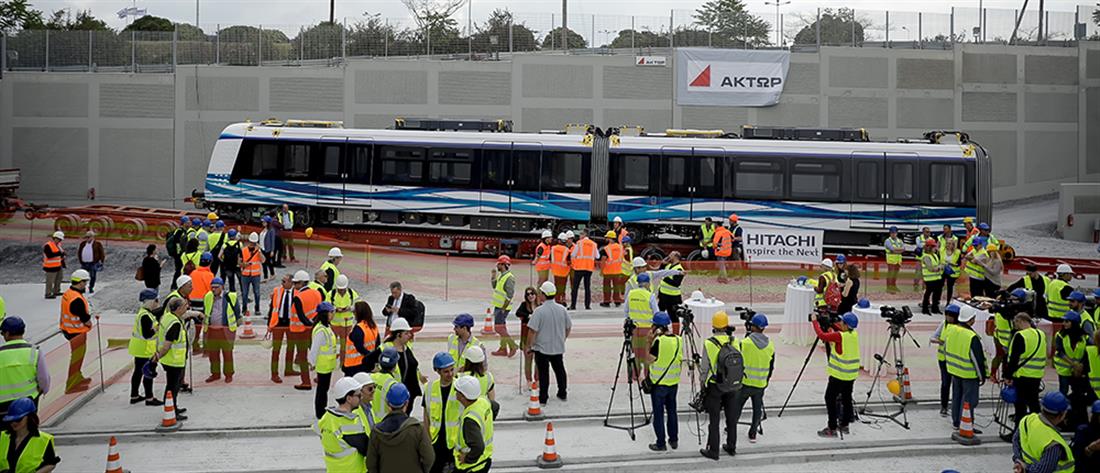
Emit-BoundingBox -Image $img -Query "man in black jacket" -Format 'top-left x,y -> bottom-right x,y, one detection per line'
383,281 -> 422,332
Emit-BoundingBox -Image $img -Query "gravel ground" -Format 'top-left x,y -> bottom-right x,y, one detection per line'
993,194 -> 1100,260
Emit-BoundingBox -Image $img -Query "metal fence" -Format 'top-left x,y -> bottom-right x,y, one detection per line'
2,5 -> 1098,72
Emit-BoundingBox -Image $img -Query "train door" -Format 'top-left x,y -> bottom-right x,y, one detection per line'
659,146 -> 693,221
691,148 -> 723,221
849,152 -> 887,229
344,139 -> 373,207
885,153 -> 920,230
316,136 -> 346,207
480,141 -> 513,213
510,142 -> 543,216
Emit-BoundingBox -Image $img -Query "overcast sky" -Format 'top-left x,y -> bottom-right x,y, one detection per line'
27,0 -> 1097,31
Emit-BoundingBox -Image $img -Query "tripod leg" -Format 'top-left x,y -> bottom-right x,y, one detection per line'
604,341 -> 629,425
778,338 -> 819,417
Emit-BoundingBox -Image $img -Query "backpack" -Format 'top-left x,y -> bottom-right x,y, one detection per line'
166,229 -> 181,257
221,243 -> 241,269
708,336 -> 744,394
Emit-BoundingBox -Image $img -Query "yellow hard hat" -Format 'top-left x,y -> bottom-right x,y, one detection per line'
963,217 -> 974,223
712,311 -> 729,329
987,243 -> 1000,251
207,212 -> 219,221
605,230 -> 617,238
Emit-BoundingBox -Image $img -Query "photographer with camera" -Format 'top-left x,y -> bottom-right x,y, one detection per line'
930,304 -> 960,417
733,313 -> 774,447
812,312 -> 860,438
1005,314 -> 1048,425
920,239 -> 945,315
699,311 -> 740,460
1006,265 -> 1049,319
944,305 -> 987,432
646,312 -> 681,452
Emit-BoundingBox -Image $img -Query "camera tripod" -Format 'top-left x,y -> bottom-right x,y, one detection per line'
858,321 -> 920,429
603,328 -> 651,439
778,308 -> 833,418
679,314 -> 705,444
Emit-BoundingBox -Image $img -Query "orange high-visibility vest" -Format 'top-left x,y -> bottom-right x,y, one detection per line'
571,238 -> 597,271
189,267 -> 214,302
617,228 -> 629,244
43,241 -> 63,270
550,245 -> 570,277
603,243 -> 624,275
241,246 -> 262,277
59,288 -> 90,334
291,287 -> 323,333
714,227 -> 733,257
534,243 -> 552,272
344,321 -> 379,368
269,286 -> 294,328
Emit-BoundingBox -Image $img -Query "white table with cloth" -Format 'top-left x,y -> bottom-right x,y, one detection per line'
684,295 -> 726,330
781,282 -> 817,346
853,304 -> 886,372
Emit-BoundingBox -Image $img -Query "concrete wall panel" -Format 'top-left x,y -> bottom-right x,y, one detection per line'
896,98 -> 953,129
827,97 -> 887,127
185,121 -> 235,197
1024,92 -> 1077,123
12,127 -> 88,199
100,83 -> 173,118
962,53 -> 1016,84
1087,88 -> 1100,174
521,108 -> 593,132
353,114 -> 399,129
962,92 -> 1016,122
521,64 -> 593,98
270,78 -> 343,112
1088,50 -> 1100,79
13,82 -> 88,117
603,66 -> 671,100
185,76 -> 259,111
756,102 -> 820,127
439,71 -> 512,105
1024,131 -> 1077,183
828,57 -> 888,88
969,130 -> 1018,188
896,59 -> 953,90
784,62 -> 820,95
1024,55 -> 1077,85
99,128 -> 174,202
681,106 -> 749,130
354,70 -> 428,104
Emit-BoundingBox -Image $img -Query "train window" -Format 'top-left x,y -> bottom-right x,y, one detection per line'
790,161 -> 841,200
662,156 -> 689,196
613,155 -> 649,192
855,162 -> 881,200
696,156 -> 721,197
481,149 -> 510,190
320,144 -> 342,181
889,162 -> 915,201
428,149 -> 473,186
734,159 -> 784,199
542,151 -> 587,192
284,143 -> 312,180
511,150 -> 542,192
347,145 -> 371,183
247,142 -> 280,180
379,146 -> 425,185
929,163 -> 966,204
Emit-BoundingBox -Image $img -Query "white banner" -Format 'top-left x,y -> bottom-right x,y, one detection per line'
676,48 -> 790,107
742,227 -> 824,264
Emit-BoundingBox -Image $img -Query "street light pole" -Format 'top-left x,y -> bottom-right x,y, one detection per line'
764,0 -> 791,46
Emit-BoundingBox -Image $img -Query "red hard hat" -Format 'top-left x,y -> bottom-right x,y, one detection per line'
925,238 -> 937,247
728,213 -> 739,222
497,255 -> 512,265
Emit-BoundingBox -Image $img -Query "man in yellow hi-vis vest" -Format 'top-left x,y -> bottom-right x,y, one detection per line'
1005,313 -> 1047,425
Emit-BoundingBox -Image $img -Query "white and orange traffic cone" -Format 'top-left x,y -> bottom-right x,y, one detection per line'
536,422 -> 563,469
902,367 -> 913,401
951,401 -> 981,446
104,435 -> 128,473
239,317 -> 257,340
481,308 -> 494,335
525,381 -> 544,421
155,391 -> 181,432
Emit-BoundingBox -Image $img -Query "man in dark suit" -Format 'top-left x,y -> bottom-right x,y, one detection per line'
383,281 -> 422,333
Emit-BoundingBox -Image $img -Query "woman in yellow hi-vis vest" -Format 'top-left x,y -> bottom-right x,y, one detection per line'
813,312 -> 860,438
309,302 -> 339,420
0,398 -> 60,472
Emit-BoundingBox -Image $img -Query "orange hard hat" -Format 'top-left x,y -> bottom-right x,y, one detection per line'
925,238 -> 937,247
497,255 -> 512,265
728,213 -> 739,222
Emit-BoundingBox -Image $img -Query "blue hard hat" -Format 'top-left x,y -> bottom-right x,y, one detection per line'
750,313 -> 769,329
972,236 -> 987,248
139,288 -> 159,302
180,216 -> 190,224
622,236 -> 632,244
842,312 -> 859,329
1010,288 -> 1029,300
215,220 -> 225,228
1094,288 -> 1100,298
433,352 -> 456,370
1092,400 -> 1100,415
1001,385 -> 1017,404
200,252 -> 213,263
142,359 -> 158,379
1063,311 -> 1081,323
978,222 -> 990,231
637,273 -> 650,284
0,316 -> 26,335
453,313 -> 474,328
262,215 -> 273,223
203,219 -> 212,227
379,347 -> 399,369
836,254 -> 847,264
857,298 -> 870,309
211,277 -> 224,286
945,303 -> 961,315
317,302 -> 335,313
191,217 -> 201,225
652,311 -> 671,327
1068,291 -> 1086,303
1,397 -> 36,422
889,226 -> 898,233
1041,391 -> 1070,413
228,229 -> 238,238
387,383 -> 411,407
797,275 -> 808,285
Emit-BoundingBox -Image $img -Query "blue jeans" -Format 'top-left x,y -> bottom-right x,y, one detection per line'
241,276 -> 262,313
950,376 -> 980,429
80,262 -> 99,291
650,384 -> 678,447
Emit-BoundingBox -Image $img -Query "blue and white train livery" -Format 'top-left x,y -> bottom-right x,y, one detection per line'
198,120 -> 991,247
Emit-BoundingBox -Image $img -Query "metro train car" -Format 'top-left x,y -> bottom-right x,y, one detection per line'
195,119 -> 991,248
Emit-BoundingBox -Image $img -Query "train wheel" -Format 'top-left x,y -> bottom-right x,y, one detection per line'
120,218 -> 148,241
1001,245 -> 1015,262
296,209 -> 314,228
639,245 -> 666,261
54,214 -> 82,235
684,249 -> 705,262
157,221 -> 179,240
87,216 -> 113,236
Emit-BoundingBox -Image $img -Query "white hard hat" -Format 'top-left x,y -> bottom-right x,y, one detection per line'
1056,263 -> 1073,274
70,269 -> 90,282
328,247 -> 343,258
821,259 -> 834,269
566,230 -> 575,239
557,232 -> 567,240
176,275 -> 192,287
613,216 -> 623,223
541,230 -> 553,239
690,290 -> 705,301
540,280 -> 557,296
248,232 -> 260,243
957,309 -> 976,323
293,270 -> 310,282
52,231 -> 65,240
454,375 -> 481,400
335,274 -> 349,290
390,318 -> 412,332
463,345 -> 486,364
333,376 -> 363,402
632,257 -> 647,268
352,372 -> 375,387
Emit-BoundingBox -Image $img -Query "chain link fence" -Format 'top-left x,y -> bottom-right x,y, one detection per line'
3,5 -> 1097,72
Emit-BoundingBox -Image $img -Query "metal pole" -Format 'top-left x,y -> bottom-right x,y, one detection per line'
1,34 -> 7,74
173,26 -> 178,70
592,14 -> 596,49
982,7 -> 987,42
1038,0 -> 1044,43
299,26 -> 304,63
95,316 -> 106,393
445,253 -> 450,301
342,17 -> 347,61
258,24 -> 263,66
669,10 -> 674,48
131,30 -> 136,72
631,16 -> 635,49
44,29 -> 49,72
88,30 -> 93,71
216,24 -> 220,64
562,0 -> 568,53
852,9 -> 856,46
551,13 -> 555,50
815,8 -> 821,48
509,20 -> 514,53
468,0 -> 474,60
918,12 -> 923,49
950,7 -> 954,45
885,11 -> 890,47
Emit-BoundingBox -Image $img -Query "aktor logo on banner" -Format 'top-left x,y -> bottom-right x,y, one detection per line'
742,228 -> 823,264
676,48 -> 790,107
688,64 -> 783,89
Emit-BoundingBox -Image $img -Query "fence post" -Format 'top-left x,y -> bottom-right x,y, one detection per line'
88,30 -> 93,71
950,7 -> 955,45
44,29 -> 49,72
982,8 -> 987,42
1,34 -> 6,74
851,9 -> 857,46
258,25 -> 263,66
815,8 -> 821,48
885,10 -> 890,48
551,13 -> 555,50
631,16 -> 635,49
216,24 -> 220,65
669,10 -> 674,49
918,12 -> 923,49
592,13 -> 596,50
299,26 -> 304,63
509,20 -> 514,53
172,25 -> 178,70
131,30 -> 136,72
385,23 -> 389,58
342,18 -> 347,61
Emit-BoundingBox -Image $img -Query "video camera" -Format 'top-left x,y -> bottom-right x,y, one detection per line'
734,306 -> 757,331
623,318 -> 636,339
986,290 -> 1033,318
812,307 -> 841,332
672,304 -> 695,328
879,305 -> 914,326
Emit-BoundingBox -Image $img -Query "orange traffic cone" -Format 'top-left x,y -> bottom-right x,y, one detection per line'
902,367 -> 913,401
951,401 -> 981,446
239,317 -> 257,340
481,308 -> 494,335
525,381 -> 544,421
155,391 -> 181,432
104,436 -> 127,473
536,422 -> 563,468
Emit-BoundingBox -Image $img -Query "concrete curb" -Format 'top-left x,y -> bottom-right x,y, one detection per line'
42,348 -> 132,429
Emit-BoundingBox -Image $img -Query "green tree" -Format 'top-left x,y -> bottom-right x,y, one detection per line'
123,14 -> 172,32
472,8 -> 538,52
541,26 -> 586,49
792,8 -> 865,46
294,22 -> 343,60
693,0 -> 770,46
401,0 -> 464,54
44,8 -> 110,31
0,0 -> 44,34
609,29 -> 666,48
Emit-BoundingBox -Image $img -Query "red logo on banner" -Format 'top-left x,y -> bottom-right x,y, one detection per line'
689,65 -> 711,87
